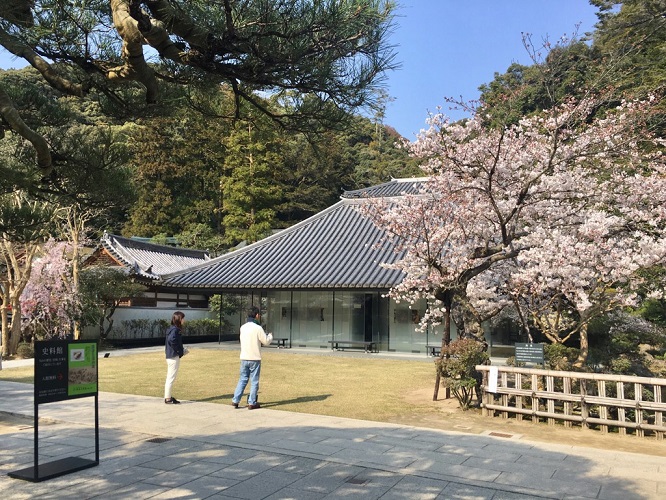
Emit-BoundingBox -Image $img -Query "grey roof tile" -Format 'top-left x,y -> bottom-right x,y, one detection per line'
160,202 -> 403,290
342,177 -> 427,199
100,233 -> 210,279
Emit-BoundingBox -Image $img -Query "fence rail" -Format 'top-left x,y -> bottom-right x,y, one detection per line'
475,365 -> 666,439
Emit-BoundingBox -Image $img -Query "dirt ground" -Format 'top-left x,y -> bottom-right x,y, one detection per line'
390,388 -> 666,457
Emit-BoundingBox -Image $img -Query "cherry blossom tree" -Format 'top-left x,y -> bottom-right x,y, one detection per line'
364,93 -> 666,370
20,238 -> 81,340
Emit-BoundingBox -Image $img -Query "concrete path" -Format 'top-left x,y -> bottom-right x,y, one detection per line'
1,351 -> 666,499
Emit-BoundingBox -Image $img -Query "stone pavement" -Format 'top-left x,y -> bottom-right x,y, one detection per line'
1,358 -> 666,499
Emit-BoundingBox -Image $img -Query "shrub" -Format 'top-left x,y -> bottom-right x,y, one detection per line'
436,338 -> 489,410
185,318 -> 219,337
544,343 -> 579,371
115,319 -> 169,339
588,312 -> 665,376
16,342 -> 34,359
504,356 -> 525,367
111,318 -> 218,340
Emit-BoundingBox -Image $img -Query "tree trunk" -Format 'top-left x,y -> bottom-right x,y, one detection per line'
99,303 -> 117,341
8,295 -> 22,354
71,229 -> 80,340
0,302 -> 8,359
433,293 -> 453,401
0,295 -> 8,368
573,322 -> 589,368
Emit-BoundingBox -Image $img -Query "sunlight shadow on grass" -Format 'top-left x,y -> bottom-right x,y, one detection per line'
261,394 -> 332,407
194,393 -> 332,407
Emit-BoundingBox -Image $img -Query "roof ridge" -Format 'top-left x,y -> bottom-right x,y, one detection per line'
104,233 -> 209,258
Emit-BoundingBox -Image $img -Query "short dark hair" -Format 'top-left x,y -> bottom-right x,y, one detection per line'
247,306 -> 260,319
171,311 -> 185,328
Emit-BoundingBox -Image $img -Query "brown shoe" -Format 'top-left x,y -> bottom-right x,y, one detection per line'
247,403 -> 261,410
231,402 -> 239,408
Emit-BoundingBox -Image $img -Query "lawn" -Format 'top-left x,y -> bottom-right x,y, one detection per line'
0,348 -> 441,423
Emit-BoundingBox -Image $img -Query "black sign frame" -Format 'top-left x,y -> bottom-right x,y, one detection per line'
9,339 -> 100,482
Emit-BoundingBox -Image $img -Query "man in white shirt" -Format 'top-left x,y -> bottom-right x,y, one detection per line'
231,306 -> 273,409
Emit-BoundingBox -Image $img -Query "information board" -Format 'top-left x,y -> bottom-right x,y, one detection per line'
35,340 -> 97,404
514,342 -> 545,364
9,339 -> 100,483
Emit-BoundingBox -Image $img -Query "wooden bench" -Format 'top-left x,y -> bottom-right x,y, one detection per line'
272,337 -> 290,348
426,344 -> 441,357
328,340 -> 377,353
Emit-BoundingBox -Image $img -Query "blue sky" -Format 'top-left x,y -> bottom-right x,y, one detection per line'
0,1 -> 600,139
384,1 -> 600,138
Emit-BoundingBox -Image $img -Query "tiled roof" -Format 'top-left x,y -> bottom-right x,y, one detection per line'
342,177 -> 427,199
160,178 -> 428,291
99,233 -> 210,279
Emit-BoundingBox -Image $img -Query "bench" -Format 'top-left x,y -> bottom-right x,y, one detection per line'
328,340 -> 377,353
426,344 -> 441,357
272,337 -> 290,348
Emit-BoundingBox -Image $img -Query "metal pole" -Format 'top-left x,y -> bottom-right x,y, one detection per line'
34,397 -> 39,480
94,393 -> 99,463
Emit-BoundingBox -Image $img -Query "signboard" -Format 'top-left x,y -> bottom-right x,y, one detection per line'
10,339 -> 99,483
35,340 -> 97,404
514,342 -> 545,364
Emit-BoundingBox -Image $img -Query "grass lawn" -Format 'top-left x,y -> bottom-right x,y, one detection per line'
0,348 -> 441,423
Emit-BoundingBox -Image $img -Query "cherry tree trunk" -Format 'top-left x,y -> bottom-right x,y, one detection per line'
433,306 -> 451,401
574,323 -> 590,368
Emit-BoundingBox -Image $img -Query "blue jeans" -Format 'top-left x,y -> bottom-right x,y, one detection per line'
232,360 -> 262,405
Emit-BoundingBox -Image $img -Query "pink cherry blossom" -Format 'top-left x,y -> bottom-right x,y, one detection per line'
362,95 -> 666,364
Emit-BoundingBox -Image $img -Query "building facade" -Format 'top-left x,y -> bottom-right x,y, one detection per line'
159,179 -> 458,353
83,233 -> 214,342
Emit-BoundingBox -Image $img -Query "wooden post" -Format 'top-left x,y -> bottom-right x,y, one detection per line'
656,384 -> 664,441
598,380 -> 608,433
563,376 -> 572,428
516,373 -> 523,422
580,378 -> 589,430
617,381 -> 626,436
635,382 -> 644,438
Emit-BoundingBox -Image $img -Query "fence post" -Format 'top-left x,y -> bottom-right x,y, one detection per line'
598,380 -> 608,433
656,383 -> 664,441
617,381 -> 626,436
515,373 -> 523,422
580,378 -> 589,430
563,376 -> 572,428
531,373 -> 539,424
635,382 -> 644,438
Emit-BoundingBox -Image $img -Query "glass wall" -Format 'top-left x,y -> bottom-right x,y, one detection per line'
388,299 -> 458,353
333,291 -> 385,344
389,300 -> 425,352
218,289 -> 465,353
218,293 -> 251,336
289,291 -> 334,348
265,291 -> 292,339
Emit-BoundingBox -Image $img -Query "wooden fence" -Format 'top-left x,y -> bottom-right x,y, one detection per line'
475,365 -> 666,439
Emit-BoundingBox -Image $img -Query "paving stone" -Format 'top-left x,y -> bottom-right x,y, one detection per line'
376,475 -> 449,500
214,469 -> 301,499
3,373 -> 666,500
